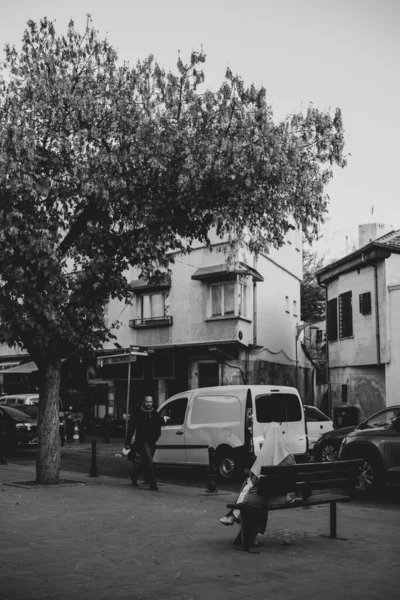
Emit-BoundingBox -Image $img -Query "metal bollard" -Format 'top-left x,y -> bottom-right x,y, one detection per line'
0,424 -> 7,465
206,446 -> 218,493
89,439 -> 99,477
103,422 -> 110,444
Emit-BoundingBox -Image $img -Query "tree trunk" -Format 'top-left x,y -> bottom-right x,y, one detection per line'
36,357 -> 62,484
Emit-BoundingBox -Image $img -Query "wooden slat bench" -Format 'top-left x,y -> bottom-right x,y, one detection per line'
227,459 -> 363,553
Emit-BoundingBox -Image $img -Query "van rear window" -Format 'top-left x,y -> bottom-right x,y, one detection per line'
255,394 -> 302,423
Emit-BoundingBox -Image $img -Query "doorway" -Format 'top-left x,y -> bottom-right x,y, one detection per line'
198,362 -> 219,388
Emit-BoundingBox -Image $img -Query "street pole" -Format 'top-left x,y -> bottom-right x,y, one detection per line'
125,345 -> 133,439
295,323 -> 319,393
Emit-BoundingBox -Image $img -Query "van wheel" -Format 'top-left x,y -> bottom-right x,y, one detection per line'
216,448 -> 237,480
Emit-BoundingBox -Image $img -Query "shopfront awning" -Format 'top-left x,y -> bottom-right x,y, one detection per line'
4,360 -> 38,374
191,262 -> 264,282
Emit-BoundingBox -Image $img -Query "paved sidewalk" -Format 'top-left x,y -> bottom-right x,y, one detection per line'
0,462 -> 398,600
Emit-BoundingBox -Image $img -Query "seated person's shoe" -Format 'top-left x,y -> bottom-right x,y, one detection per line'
220,515 -> 235,526
285,492 -> 296,504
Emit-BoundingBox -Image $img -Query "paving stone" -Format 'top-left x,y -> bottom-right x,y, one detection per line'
0,463 -> 399,600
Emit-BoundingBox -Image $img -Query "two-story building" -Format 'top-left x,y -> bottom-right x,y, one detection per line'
93,228 -> 313,417
317,229 -> 400,421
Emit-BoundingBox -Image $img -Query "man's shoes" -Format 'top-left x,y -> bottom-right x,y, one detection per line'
129,476 -> 139,487
149,484 -> 158,491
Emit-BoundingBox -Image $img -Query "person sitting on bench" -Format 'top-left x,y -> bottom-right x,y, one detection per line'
220,422 -> 296,547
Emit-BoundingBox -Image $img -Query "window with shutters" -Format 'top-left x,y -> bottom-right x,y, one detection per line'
339,291 -> 353,338
359,292 -> 372,315
327,298 -> 338,342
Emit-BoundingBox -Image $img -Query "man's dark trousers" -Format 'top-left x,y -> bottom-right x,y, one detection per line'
133,441 -> 157,487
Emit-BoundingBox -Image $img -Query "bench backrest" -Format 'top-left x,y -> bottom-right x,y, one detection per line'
258,459 -> 363,495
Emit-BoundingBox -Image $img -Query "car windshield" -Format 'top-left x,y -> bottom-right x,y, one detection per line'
362,408 -> 400,430
2,406 -> 34,420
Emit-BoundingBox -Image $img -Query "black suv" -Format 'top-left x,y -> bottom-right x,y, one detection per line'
313,405 -> 400,463
339,406 -> 400,492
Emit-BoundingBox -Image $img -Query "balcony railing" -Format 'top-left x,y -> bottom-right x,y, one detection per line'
129,316 -> 173,329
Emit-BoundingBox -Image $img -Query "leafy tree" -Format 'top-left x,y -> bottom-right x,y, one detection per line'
301,250 -> 326,323
0,17 -> 346,483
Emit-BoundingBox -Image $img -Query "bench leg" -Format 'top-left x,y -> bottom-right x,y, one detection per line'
320,501 -> 348,541
330,501 -> 337,538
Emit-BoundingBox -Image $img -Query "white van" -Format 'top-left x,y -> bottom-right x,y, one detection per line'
155,385 -> 309,479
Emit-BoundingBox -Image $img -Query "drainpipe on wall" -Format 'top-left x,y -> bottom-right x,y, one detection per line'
245,348 -> 249,384
252,280 -> 257,346
322,283 -> 331,418
373,264 -> 381,365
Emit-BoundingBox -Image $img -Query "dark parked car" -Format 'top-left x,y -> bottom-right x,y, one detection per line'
0,405 -> 38,452
339,409 -> 400,492
0,405 -> 66,450
304,405 -> 334,451
313,405 -> 400,463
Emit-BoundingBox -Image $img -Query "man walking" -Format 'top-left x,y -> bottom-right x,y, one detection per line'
124,395 -> 163,491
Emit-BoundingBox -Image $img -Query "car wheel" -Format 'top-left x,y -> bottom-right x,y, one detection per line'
216,447 -> 238,480
320,442 -> 339,462
355,457 -> 382,492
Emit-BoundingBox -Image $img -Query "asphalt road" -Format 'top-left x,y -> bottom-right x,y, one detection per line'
6,441 -> 400,508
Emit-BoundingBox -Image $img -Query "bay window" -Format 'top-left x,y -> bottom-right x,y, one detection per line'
210,278 -> 247,318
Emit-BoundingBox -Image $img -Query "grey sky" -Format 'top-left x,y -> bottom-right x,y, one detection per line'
1,0 -> 399,250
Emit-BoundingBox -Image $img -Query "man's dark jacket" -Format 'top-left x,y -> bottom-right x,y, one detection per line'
125,407 -> 162,447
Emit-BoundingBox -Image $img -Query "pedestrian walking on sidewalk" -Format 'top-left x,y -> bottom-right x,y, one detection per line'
220,422 -> 297,548
124,396 -> 163,491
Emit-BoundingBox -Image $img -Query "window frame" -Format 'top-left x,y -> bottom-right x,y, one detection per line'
359,292 -> 372,316
209,276 -> 248,318
327,298 -> 338,342
339,291 -> 353,338
159,397 -> 188,426
138,291 -> 166,322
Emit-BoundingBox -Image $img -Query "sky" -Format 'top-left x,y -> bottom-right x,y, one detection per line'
1,0 -> 399,258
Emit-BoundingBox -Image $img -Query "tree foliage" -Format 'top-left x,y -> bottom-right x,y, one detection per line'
301,250 -> 326,323
0,17 -> 346,482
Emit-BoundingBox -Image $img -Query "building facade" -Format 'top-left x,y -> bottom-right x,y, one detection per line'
317,230 -> 400,421
92,228 -> 313,417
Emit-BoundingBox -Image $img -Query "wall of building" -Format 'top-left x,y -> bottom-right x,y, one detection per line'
255,251 -> 301,366
329,364 -> 386,421
106,231 -> 304,359
386,285 -> 400,407
106,243 -> 254,350
327,261 -> 387,368
358,222 -> 395,248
